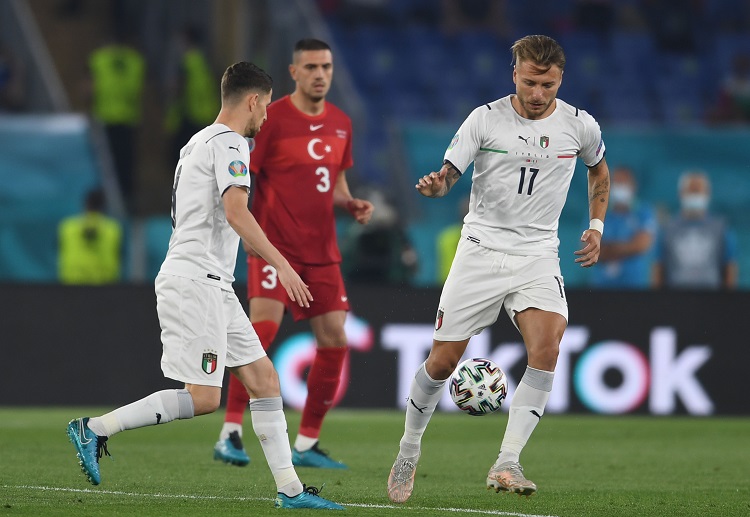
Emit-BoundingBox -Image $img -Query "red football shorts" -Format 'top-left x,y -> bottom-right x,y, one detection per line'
247,256 -> 350,321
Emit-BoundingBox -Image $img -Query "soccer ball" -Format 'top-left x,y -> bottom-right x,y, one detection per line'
449,358 -> 508,416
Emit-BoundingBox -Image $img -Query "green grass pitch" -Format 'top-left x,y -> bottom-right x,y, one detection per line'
1,407 -> 748,516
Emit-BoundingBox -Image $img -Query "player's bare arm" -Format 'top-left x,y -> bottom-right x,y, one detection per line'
333,170 -> 374,224
575,157 -> 610,268
223,186 -> 312,307
416,161 -> 461,198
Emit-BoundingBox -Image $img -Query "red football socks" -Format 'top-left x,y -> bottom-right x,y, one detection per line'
299,346 -> 348,439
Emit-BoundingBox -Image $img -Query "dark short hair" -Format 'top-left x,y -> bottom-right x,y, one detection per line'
511,35 -> 566,71
294,38 -> 331,54
220,62 -> 273,104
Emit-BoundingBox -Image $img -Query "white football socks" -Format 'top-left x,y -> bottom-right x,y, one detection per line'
87,389 -> 195,437
249,397 -> 303,497
496,366 -> 554,465
399,362 -> 446,458
293,434 -> 318,452
219,422 -> 243,442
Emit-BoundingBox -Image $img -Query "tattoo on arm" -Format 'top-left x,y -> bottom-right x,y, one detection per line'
434,161 -> 461,197
590,176 -> 609,204
444,164 -> 461,190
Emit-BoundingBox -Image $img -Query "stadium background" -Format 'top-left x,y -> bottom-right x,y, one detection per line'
1,0 -> 748,416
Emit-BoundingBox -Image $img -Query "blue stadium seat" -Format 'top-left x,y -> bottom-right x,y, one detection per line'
144,216 -> 172,281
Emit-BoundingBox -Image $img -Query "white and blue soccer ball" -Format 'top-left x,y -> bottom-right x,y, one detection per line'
449,358 -> 508,416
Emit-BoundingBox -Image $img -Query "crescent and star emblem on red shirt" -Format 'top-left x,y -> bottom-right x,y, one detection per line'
307,138 -> 332,160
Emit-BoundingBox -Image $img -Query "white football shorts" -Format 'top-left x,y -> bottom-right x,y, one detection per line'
434,238 -> 568,342
155,274 -> 265,387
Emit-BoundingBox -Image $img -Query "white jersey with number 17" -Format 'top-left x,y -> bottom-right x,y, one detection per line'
159,124 -> 252,291
444,95 -> 605,257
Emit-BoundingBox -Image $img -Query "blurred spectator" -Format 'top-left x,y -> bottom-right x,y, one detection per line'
441,0 -> 510,37
334,0 -> 393,25
86,30 -> 146,206
0,43 -> 26,112
436,194 -> 470,284
164,26 -> 220,163
573,0 -> 615,34
709,52 -> 750,123
58,189 -> 123,285
341,188 -> 417,284
589,166 -> 657,289
640,0 -> 700,53
653,171 -> 738,290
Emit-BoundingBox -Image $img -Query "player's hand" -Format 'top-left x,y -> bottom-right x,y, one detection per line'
575,229 -> 602,267
416,168 -> 447,197
276,264 -> 313,308
347,198 -> 374,224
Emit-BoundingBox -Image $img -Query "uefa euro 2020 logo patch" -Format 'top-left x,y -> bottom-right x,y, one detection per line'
228,160 -> 248,177
447,133 -> 459,151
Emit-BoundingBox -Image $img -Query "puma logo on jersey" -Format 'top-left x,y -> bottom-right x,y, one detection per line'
229,145 -> 241,153
518,135 -> 530,144
310,124 -> 324,131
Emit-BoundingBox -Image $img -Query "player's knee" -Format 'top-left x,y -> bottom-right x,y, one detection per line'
529,342 -> 560,371
425,355 -> 459,380
316,328 -> 347,348
191,390 -> 222,415
253,362 -> 281,397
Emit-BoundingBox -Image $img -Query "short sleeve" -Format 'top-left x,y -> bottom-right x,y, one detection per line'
213,133 -> 251,196
340,117 -> 354,171
578,111 -> 605,168
443,106 -> 485,173
639,205 -> 658,236
724,228 -> 738,263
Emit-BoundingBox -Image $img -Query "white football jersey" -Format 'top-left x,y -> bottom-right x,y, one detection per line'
444,95 -> 605,256
159,124 -> 252,291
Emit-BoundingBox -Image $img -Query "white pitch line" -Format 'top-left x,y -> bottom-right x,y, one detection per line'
4,485 -> 559,517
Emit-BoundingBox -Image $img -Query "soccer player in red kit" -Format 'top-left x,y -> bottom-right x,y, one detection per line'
213,38 -> 373,469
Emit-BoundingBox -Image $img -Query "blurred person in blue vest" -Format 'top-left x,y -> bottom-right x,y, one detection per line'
653,171 -> 738,289
58,188 -> 123,284
589,166 -> 657,288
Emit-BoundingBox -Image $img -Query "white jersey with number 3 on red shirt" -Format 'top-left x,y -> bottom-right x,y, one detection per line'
444,95 -> 605,257
159,124 -> 252,291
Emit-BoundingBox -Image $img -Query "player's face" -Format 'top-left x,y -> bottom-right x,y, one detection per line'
245,90 -> 272,138
290,50 -> 333,102
512,60 -> 563,120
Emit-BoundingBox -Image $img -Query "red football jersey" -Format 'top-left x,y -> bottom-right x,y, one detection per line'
250,95 -> 354,265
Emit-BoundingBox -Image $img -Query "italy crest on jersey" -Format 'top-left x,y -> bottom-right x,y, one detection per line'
228,160 -> 248,177
540,135 -> 550,148
202,351 -> 218,374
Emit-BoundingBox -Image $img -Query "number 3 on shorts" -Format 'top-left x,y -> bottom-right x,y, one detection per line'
261,264 -> 278,290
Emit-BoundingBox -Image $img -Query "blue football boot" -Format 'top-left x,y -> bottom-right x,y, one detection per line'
292,442 -> 348,469
213,430 -> 251,467
66,417 -> 111,485
274,484 -> 345,510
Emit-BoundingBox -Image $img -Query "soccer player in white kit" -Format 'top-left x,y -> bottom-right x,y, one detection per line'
66,62 -> 344,510
387,35 -> 610,502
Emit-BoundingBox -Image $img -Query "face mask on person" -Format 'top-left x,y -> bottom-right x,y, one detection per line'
610,184 -> 634,207
681,193 -> 709,213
